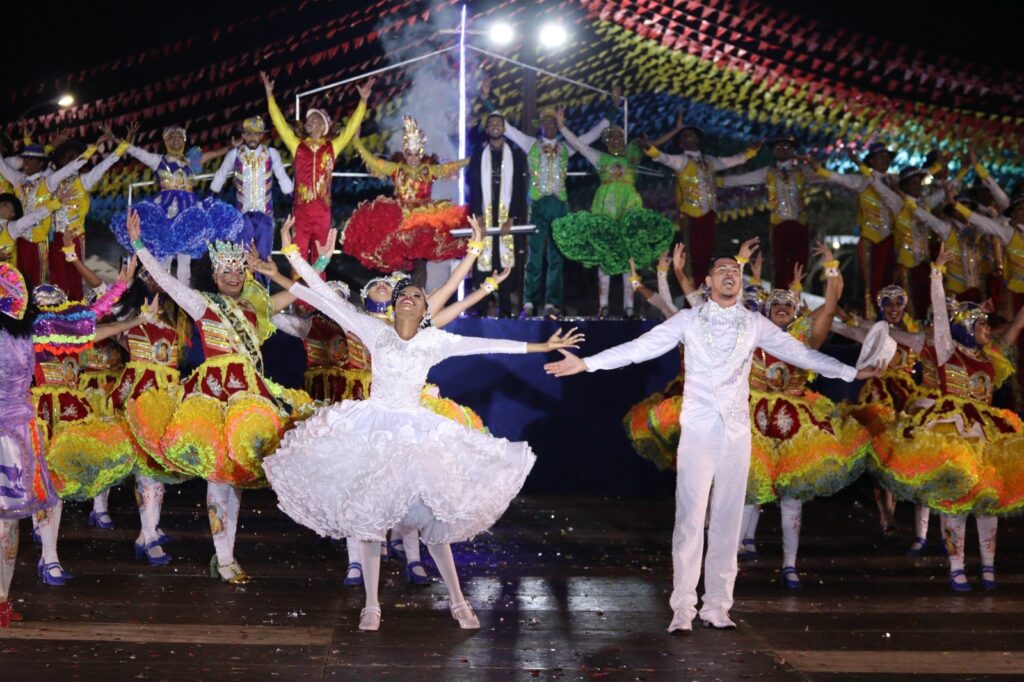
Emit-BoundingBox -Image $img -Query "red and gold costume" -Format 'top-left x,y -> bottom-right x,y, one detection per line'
746,316 -> 871,504
872,273 -> 1024,517
342,120 -> 470,272
267,93 -> 366,264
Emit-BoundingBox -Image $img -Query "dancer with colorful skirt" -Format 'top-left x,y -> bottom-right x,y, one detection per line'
739,244 -> 873,588
258,216 -> 507,588
831,284 -> 927,542
551,109 -> 674,318
62,238 -> 129,530
0,263 -> 56,624
104,273 -> 196,566
31,264 -> 142,586
109,122 -> 239,283
342,116 -> 470,282
872,245 -> 1024,591
263,240 -> 580,631
125,209 -> 309,584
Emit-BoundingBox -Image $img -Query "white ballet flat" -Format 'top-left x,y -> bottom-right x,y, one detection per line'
449,600 -> 480,629
358,606 -> 382,631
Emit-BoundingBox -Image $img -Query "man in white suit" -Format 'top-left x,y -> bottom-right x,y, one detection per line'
546,237 -> 882,633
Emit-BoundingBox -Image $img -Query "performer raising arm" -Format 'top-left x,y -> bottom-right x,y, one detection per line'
545,237 -> 882,634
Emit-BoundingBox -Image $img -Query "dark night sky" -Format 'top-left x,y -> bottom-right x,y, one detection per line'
2,0 -> 1022,100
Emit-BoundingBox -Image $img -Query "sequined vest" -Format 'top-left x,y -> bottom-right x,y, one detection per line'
16,174 -> 52,243
52,176 -> 89,236
943,226 -> 982,294
919,343 -> 995,404
857,182 -> 892,243
233,147 -> 274,215
392,165 -> 435,208
1004,225 -> 1024,294
294,139 -> 335,208
527,141 -> 568,202
675,155 -> 716,218
766,166 -> 807,225
893,197 -> 930,268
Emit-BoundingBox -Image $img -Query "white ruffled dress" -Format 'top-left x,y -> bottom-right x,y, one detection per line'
263,284 -> 536,544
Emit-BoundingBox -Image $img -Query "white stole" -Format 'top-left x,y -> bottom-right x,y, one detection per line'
479,142 -> 515,270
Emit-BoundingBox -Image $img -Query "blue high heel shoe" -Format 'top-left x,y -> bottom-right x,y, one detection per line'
949,569 -> 971,592
780,566 -> 803,589
404,560 -> 431,586
38,559 -> 70,586
905,537 -> 927,557
155,528 -> 172,546
343,562 -> 363,587
134,540 -> 172,566
980,566 -> 997,591
88,511 -> 115,529
737,539 -> 758,561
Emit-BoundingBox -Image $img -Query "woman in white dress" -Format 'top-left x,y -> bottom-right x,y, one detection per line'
263,245 -> 582,632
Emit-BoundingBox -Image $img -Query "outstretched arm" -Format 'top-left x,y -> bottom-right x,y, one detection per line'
270,312 -> 313,339
353,138 -> 399,178
548,312 -> 689,376
432,265 -> 511,328
330,79 -> 373,157
931,245 -> 956,366
756,316 -> 858,381
441,326 -> 584,358
287,282 -> 382,344
208,147 -> 238,193
426,214 -> 484,311
125,209 -> 208,320
262,71 -> 300,156
806,242 -> 841,349
268,147 -> 294,195
61,229 -> 103,290
556,108 -> 600,168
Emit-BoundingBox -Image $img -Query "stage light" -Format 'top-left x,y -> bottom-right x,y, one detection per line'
57,94 -> 74,108
489,22 -> 514,45
538,23 -> 568,48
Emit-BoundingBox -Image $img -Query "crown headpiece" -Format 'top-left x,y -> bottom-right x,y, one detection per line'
950,301 -> 988,343
763,288 -> 800,316
209,241 -> 246,275
876,284 -> 907,311
402,115 -> 426,156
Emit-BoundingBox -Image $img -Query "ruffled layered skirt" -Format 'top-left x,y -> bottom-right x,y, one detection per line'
110,194 -> 243,260
870,388 -> 1024,516
264,399 -> 534,543
551,207 -> 674,274
341,197 -> 468,272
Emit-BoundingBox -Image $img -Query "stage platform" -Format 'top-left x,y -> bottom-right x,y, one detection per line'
2,485 -> 1023,680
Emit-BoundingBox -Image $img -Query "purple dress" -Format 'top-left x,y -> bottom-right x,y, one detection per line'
0,331 -> 57,519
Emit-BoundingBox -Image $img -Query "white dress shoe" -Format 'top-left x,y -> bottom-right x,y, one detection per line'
450,600 -> 481,629
667,610 -> 694,634
358,606 -> 382,631
700,610 -> 736,630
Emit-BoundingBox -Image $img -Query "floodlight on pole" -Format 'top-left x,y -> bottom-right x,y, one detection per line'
538,23 -> 568,48
489,21 -> 514,45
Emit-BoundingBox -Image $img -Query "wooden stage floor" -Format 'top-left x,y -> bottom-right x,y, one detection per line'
2,482 -> 1023,681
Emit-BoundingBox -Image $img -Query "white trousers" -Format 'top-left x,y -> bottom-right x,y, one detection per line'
670,417 -> 750,618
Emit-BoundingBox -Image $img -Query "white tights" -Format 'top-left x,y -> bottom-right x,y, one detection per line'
941,514 -> 997,572
0,520 -> 17,601
207,482 -> 242,568
358,538 -> 464,610
135,476 -> 165,546
598,270 -> 633,312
